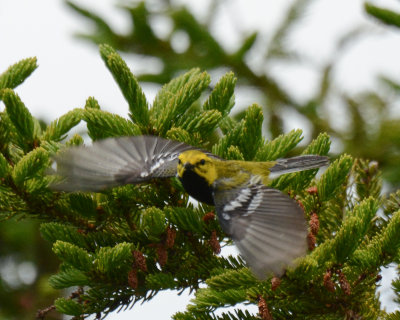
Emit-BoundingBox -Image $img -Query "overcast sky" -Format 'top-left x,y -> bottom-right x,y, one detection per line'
1,0 -> 400,318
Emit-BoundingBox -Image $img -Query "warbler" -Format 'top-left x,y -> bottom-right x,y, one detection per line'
51,135 -> 329,278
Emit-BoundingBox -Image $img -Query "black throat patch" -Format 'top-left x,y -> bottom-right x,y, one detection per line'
179,169 -> 215,205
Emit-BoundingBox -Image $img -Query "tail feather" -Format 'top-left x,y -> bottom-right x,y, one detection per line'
270,155 -> 329,175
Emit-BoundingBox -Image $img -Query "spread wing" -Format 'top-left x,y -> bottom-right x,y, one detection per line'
51,136 -> 195,191
213,184 -> 308,278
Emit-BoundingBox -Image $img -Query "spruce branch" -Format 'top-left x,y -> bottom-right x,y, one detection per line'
42,108 -> 83,141
2,88 -> 36,148
1,52 -> 399,319
49,267 -> 89,289
255,129 -> 303,161
54,297 -> 84,317
178,110 -> 222,137
350,209 -> 400,270
332,197 -> 378,263
12,147 -> 50,188
365,3 -> 400,28
151,68 -> 211,135
0,152 -> 10,178
52,240 -> 93,271
66,1 -> 118,46
83,108 -> 141,140
212,104 -> 263,160
40,222 -> 88,248
353,159 -> 382,201
99,44 -> 150,129
317,154 -> 353,202
0,57 -> 38,95
203,72 -> 236,117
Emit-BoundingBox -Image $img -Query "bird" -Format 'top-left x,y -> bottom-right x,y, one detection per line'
50,135 -> 329,279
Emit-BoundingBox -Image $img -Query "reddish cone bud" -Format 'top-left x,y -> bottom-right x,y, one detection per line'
203,212 -> 216,223
306,186 -> 318,195
132,250 -> 148,272
271,277 -> 281,291
258,296 -> 273,320
307,232 -> 316,251
166,227 -> 176,248
128,269 -> 138,289
309,212 -> 320,235
209,230 -> 221,254
338,271 -> 351,295
323,270 -> 335,293
157,245 -> 168,267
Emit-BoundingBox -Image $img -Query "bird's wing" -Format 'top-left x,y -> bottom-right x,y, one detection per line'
213,184 -> 308,278
51,136 -> 196,191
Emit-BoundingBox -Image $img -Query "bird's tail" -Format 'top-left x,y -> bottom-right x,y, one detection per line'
270,155 -> 329,176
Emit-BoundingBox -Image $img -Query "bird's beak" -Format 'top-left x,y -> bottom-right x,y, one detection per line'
184,162 -> 194,170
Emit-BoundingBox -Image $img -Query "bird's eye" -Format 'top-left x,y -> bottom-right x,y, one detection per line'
199,159 -> 206,165
178,159 -> 182,165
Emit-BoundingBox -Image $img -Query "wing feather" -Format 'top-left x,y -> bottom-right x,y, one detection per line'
214,184 -> 307,278
51,136 -> 195,191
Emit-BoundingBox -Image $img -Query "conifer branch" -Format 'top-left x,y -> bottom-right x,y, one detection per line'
2,89 -> 36,148
365,3 -> 400,28
0,49 -> 399,319
99,44 -> 150,129
0,57 -> 38,95
42,109 -> 83,141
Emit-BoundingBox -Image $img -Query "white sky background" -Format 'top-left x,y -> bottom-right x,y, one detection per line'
1,0 -> 400,318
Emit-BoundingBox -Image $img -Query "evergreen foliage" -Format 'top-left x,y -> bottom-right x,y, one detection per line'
365,2 -> 400,28
65,0 -> 400,187
0,57 -> 37,95
2,2 -> 400,319
1,44 -> 400,319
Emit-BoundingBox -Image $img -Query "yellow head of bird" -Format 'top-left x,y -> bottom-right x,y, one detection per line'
177,150 -> 218,186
